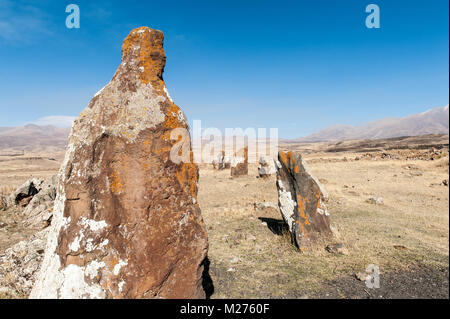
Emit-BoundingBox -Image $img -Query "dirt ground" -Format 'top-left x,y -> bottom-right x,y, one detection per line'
0,143 -> 448,299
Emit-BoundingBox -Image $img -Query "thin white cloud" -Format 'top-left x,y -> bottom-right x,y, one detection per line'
0,0 -> 53,44
32,115 -> 76,128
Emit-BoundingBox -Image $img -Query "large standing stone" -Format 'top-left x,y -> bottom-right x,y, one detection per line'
230,147 -> 248,177
275,151 -> 332,250
30,27 -> 209,299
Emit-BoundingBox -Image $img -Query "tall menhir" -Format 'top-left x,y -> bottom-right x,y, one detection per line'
30,27 -> 209,299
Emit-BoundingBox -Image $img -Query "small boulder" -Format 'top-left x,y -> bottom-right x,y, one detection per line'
8,178 -> 43,208
258,156 -> 276,178
366,196 -> 383,205
325,243 -> 348,255
22,175 -> 57,229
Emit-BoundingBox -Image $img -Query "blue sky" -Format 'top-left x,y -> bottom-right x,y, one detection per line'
0,0 -> 448,138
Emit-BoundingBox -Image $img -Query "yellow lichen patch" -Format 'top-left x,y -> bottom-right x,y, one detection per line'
163,103 -> 183,129
296,220 -> 308,238
176,159 -> 198,198
121,27 -> 166,92
109,170 -> 123,194
296,195 -> 310,225
279,150 -> 295,168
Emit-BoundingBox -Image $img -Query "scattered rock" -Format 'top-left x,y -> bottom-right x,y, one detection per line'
366,197 -> 384,205
230,256 -> 239,263
409,171 -> 423,177
275,151 -> 332,250
231,147 -> 248,177
325,243 -> 348,255
30,27 -> 209,299
8,178 -> 43,208
355,272 -> 369,281
212,150 -> 230,170
258,156 -> 276,178
253,201 -> 278,211
442,179 -> 448,186
0,228 -> 49,297
22,175 -> 57,229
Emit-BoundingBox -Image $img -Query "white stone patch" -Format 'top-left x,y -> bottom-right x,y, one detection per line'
69,231 -> 84,252
277,179 -> 296,232
118,280 -> 125,293
59,264 -> 106,299
178,211 -> 190,226
231,156 -> 244,168
78,217 -> 107,232
85,260 -> 106,280
94,85 -> 106,97
113,259 -> 128,276
163,86 -> 173,103
177,110 -> 187,125
317,207 -> 330,216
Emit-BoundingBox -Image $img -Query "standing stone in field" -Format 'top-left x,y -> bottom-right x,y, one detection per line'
30,27 -> 209,299
275,151 -> 332,250
230,147 -> 248,177
258,156 -> 276,178
212,151 -> 225,170
223,155 -> 231,169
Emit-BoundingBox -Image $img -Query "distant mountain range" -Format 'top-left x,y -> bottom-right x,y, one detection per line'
0,105 -> 448,152
295,105 -> 449,142
0,124 -> 70,152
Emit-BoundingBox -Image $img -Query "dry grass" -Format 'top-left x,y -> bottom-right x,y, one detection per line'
0,142 -> 448,298
199,152 -> 449,298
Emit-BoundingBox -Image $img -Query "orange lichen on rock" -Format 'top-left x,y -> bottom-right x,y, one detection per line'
276,151 -> 332,250
31,26 -> 209,299
109,170 -> 123,194
121,27 -> 166,92
164,103 -> 184,129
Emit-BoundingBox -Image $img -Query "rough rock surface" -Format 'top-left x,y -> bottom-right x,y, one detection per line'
212,151 -> 224,170
30,27 -> 209,299
7,178 -> 42,208
0,228 -> 49,297
275,151 -> 332,250
212,151 -> 230,170
22,175 -> 57,229
258,156 -> 276,178
230,147 -> 248,177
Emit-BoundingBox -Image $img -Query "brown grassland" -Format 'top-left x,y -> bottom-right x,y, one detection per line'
0,136 -> 448,298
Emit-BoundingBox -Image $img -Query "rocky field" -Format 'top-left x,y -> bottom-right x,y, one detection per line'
0,136 -> 448,299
